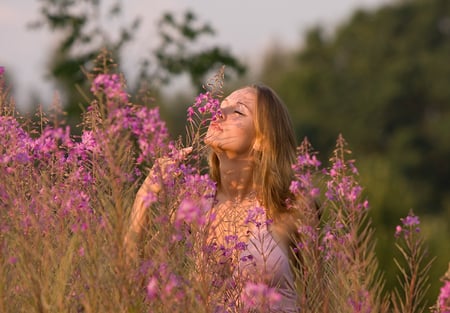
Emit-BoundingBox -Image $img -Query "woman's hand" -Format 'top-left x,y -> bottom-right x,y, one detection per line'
140,146 -> 193,195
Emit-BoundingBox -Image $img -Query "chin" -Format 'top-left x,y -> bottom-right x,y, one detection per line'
204,135 -> 213,146
204,138 -> 223,153
204,131 -> 219,146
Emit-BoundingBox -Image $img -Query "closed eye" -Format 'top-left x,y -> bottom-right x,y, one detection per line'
234,110 -> 244,115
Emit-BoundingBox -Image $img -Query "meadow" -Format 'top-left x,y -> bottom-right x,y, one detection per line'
0,56 -> 449,313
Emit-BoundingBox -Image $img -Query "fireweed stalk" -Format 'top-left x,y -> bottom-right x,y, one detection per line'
0,58 -> 449,312
392,211 -> 434,313
321,135 -> 387,313
288,135 -> 388,313
289,138 -> 324,311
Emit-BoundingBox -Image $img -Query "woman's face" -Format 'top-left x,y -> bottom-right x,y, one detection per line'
205,87 -> 257,158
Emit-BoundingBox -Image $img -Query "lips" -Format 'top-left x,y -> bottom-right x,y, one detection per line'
209,122 -> 222,131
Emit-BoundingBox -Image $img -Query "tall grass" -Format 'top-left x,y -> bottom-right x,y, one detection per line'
0,55 -> 449,313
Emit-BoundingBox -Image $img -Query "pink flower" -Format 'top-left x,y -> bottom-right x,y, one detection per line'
438,281 -> 450,313
8,256 -> 17,264
164,274 -> 179,295
395,211 -> 421,238
348,289 -> 371,313
91,73 -> 128,104
146,276 -> 159,300
175,198 -> 207,228
402,214 -> 420,227
241,282 -> 282,311
81,130 -> 96,151
395,225 -> 403,237
187,91 -> 220,121
244,206 -> 266,225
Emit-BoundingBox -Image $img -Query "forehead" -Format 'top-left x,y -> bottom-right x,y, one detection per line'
224,87 -> 257,108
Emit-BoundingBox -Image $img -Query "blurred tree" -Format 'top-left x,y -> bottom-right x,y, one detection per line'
259,0 -> 450,299
261,0 -> 450,216
30,0 -> 138,125
149,11 -> 246,92
30,0 -> 246,129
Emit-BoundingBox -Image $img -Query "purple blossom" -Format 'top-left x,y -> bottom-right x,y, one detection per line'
297,225 -> 318,249
240,254 -> 254,263
347,289 -> 371,313
8,256 -> 17,264
401,214 -> 420,227
347,185 -> 362,202
437,280 -> 450,313
325,150 -> 368,213
164,273 -> 180,294
80,130 -> 97,152
235,241 -> 248,251
0,116 -> 33,164
289,180 -> 301,194
240,282 -> 282,311
290,142 -> 322,200
310,187 -> 320,197
395,211 -> 421,238
292,153 -> 321,169
91,73 -> 128,104
395,225 -> 403,237
187,91 -> 220,122
146,276 -> 159,301
244,206 -> 266,226
142,191 -> 158,208
94,103 -> 169,164
175,198 -> 207,228
224,234 -> 238,244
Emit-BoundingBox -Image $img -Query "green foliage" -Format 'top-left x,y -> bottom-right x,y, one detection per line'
151,11 -> 246,90
31,0 -> 139,126
258,0 -> 450,302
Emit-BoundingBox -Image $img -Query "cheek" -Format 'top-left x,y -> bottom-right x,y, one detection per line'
237,124 -> 256,148
241,121 -> 255,139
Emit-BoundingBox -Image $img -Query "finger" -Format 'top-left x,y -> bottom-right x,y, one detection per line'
173,147 -> 193,161
180,146 -> 193,159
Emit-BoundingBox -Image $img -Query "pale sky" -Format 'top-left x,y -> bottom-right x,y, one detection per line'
0,0 -> 392,110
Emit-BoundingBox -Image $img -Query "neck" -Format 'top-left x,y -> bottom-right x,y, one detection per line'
215,153 -> 255,201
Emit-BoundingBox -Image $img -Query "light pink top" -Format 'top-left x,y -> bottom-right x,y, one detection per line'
238,223 -> 300,312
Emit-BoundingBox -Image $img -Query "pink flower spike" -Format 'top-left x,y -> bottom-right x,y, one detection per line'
241,282 -> 282,310
402,214 -> 420,227
146,276 -> 159,300
437,280 -> 450,312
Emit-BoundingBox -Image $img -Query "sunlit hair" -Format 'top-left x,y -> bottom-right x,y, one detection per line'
208,83 -> 298,221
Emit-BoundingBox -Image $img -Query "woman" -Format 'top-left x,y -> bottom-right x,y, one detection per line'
126,84 -> 303,312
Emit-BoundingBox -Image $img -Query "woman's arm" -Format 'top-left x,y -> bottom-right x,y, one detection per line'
124,172 -> 160,260
124,147 -> 193,261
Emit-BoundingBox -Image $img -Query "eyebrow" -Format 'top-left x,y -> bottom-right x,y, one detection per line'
221,98 -> 252,113
236,101 -> 251,111
221,99 -> 248,108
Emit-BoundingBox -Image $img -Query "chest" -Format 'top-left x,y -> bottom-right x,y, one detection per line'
207,201 -> 252,248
